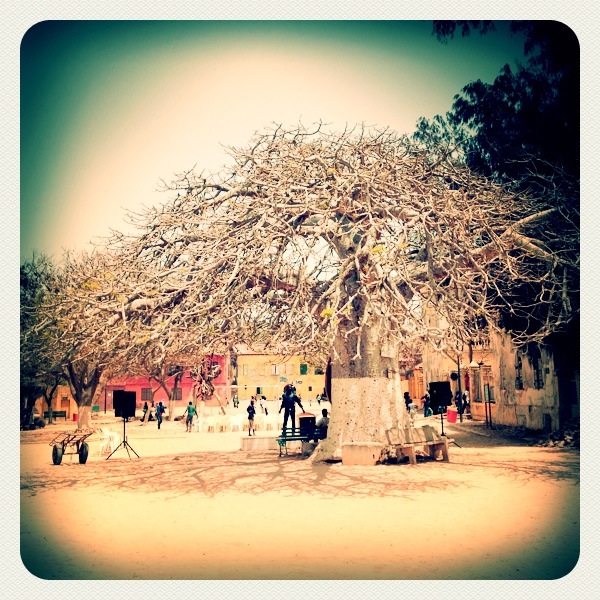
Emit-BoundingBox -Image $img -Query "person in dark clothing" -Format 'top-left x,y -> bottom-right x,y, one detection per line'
421,392 -> 432,417
455,390 -> 463,414
247,399 -> 256,436
279,384 -> 305,435
155,401 -> 165,429
404,391 -> 412,412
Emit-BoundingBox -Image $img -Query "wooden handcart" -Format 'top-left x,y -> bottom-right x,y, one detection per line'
49,429 -> 94,465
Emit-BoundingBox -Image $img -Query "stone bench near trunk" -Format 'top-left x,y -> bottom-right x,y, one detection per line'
385,425 -> 453,465
341,441 -> 386,466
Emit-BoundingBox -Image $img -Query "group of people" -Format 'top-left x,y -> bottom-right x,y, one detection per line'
142,399 -> 196,432
246,383 -> 304,436
143,386 -> 331,438
415,388 -> 471,418
141,401 -> 166,429
454,389 -> 471,414
246,383 -> 329,439
145,384 -> 471,436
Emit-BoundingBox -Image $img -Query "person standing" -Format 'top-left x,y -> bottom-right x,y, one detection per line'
404,391 -> 412,412
184,401 -> 197,432
247,399 -> 256,436
260,395 -> 269,416
156,401 -> 165,429
462,389 -> 471,417
421,391 -> 432,417
455,390 -> 463,414
279,384 -> 305,435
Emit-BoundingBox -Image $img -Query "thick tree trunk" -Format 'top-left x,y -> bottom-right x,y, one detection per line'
312,319 -> 409,462
77,405 -> 92,429
65,363 -> 102,430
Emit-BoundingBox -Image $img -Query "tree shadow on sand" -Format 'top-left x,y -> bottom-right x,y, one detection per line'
20,444 -> 580,500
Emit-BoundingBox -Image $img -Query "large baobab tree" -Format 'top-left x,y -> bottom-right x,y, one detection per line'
99,123 -> 578,460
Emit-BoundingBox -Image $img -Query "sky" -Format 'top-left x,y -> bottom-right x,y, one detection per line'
20,20 -> 526,261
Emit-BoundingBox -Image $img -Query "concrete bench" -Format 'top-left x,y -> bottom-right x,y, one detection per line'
385,425 -> 453,464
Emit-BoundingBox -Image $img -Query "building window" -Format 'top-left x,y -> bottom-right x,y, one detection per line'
272,364 -> 280,375
472,370 -> 482,402
300,363 -> 308,375
530,345 -> 544,390
141,388 -> 153,401
286,363 -> 294,375
258,364 -> 266,376
315,367 -> 325,375
243,364 -> 249,376
515,351 -> 524,390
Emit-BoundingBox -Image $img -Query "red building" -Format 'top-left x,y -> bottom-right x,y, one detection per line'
101,355 -> 232,412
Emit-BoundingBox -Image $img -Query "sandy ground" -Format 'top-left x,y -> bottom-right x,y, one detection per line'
19,410 -> 580,582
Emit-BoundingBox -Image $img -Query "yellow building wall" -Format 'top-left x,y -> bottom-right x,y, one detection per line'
234,354 -> 326,404
34,385 -> 78,420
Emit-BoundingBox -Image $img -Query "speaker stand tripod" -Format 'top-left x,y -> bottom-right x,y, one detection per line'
438,406 -> 461,447
107,417 -> 140,460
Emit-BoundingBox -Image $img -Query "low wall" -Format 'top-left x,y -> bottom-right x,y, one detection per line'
239,436 -> 280,451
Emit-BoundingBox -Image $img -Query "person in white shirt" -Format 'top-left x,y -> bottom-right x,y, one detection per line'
315,408 -> 330,439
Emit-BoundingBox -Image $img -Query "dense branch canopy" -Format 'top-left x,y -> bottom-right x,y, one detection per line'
93,123 -> 578,361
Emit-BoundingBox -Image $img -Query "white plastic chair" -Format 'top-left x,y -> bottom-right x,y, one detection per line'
253,413 -> 265,431
217,415 -> 231,432
204,415 -> 217,433
98,428 -> 121,455
230,414 -> 243,432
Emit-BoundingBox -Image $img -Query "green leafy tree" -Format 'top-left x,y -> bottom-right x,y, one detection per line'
415,20 -> 579,339
20,255 -> 65,426
424,21 -> 579,186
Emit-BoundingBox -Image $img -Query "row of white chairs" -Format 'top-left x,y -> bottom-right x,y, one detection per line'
191,412 -> 286,433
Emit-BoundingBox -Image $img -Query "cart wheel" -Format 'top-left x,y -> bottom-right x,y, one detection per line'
52,444 -> 63,465
78,442 -> 89,464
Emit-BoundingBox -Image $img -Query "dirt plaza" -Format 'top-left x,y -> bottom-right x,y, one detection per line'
19,411 -> 579,581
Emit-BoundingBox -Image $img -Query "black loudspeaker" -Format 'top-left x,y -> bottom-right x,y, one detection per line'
113,390 -> 136,419
429,381 -> 452,411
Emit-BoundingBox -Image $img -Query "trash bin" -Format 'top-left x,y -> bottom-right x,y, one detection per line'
73,413 -> 78,422
446,408 -> 457,424
298,412 -> 316,438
